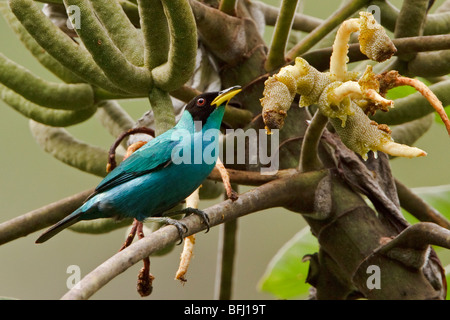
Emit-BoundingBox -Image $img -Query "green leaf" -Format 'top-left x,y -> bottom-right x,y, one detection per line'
258,227 -> 318,299
386,85 -> 417,100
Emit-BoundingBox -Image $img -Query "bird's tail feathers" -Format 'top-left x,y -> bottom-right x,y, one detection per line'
35,209 -> 84,244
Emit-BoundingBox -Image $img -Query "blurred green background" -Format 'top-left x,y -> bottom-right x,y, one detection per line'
0,0 -> 449,300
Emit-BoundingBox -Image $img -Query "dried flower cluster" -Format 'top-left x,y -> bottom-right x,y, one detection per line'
261,12 -> 450,160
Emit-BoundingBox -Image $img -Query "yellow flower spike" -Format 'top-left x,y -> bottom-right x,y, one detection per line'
378,141 -> 427,158
260,13 -> 437,160
318,81 -> 357,127
260,76 -> 295,132
356,65 -> 394,114
261,57 -> 332,131
294,58 -> 332,107
330,105 -> 426,160
330,18 -> 360,81
358,65 -> 379,92
358,12 -> 397,63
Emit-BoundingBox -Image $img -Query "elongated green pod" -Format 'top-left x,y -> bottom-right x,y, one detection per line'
119,0 -> 140,27
95,100 -> 135,139
264,0 -> 300,72
148,87 -> 176,136
68,218 -> 133,234
137,0 -> 169,69
9,0 -> 123,93
330,104 -> 426,160
391,113 -> 434,148
424,12 -> 450,35
63,0 -> 152,94
89,0 -> 144,66
0,84 -> 96,126
29,120 -> 112,177
408,50 -> 450,77
150,0 -> 197,92
0,1 -> 81,83
394,0 -> 428,39
0,53 -> 94,110
394,0 -> 428,61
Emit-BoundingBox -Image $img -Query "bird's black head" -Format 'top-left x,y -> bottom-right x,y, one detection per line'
185,86 -> 242,125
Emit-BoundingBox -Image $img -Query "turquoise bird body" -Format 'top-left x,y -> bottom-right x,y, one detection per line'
36,86 -> 241,243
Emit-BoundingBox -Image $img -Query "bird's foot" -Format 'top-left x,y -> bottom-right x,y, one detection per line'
147,217 -> 188,244
181,207 -> 211,233
162,207 -> 211,233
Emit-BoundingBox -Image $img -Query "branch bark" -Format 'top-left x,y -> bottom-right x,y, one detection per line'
60,170 -> 326,300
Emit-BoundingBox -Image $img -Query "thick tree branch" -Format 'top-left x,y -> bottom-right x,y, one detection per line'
301,34 -> 450,71
0,188 -> 93,245
60,171 -> 326,300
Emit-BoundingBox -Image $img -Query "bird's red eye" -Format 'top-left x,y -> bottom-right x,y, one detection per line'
197,98 -> 206,106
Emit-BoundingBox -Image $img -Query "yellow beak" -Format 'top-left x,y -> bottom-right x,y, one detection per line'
211,86 -> 242,107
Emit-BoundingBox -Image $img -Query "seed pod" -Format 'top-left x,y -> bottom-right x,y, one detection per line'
358,11 -> 397,62
330,104 -> 426,160
260,57 -> 331,132
260,76 -> 294,132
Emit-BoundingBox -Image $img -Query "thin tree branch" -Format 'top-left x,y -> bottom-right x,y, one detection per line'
372,79 -> 450,126
0,188 -> 94,245
264,0 -> 299,71
214,216 -> 238,299
252,0 -> 322,33
378,222 -> 450,252
299,111 -> 328,172
285,0 -> 370,61
395,179 -> 450,230
208,167 -> 298,186
301,34 -> 450,71
60,170 -> 326,300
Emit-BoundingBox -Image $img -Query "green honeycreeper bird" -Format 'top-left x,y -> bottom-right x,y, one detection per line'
36,86 -> 242,243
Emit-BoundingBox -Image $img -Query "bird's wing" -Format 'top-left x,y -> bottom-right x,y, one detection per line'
87,134 -> 179,199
